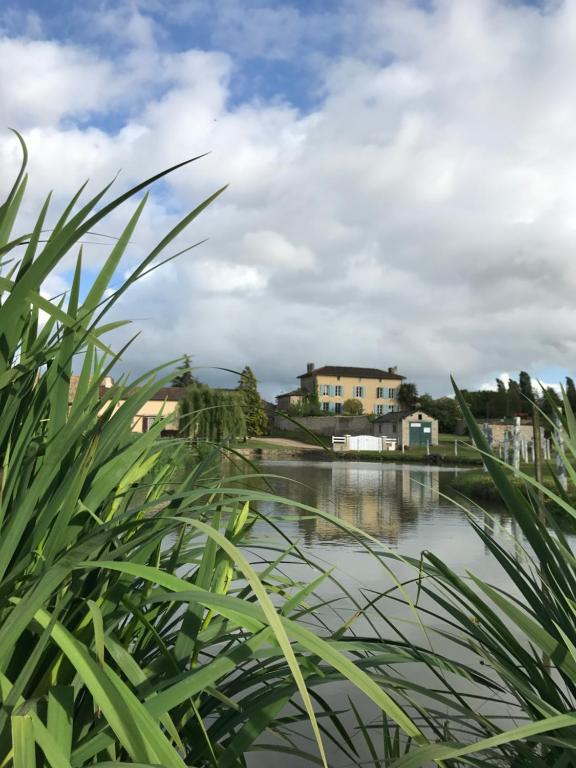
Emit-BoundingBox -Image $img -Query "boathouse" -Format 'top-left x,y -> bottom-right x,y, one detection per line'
373,409 -> 439,449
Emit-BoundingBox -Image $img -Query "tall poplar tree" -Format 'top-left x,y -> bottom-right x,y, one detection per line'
566,377 -> 576,412
518,371 -> 534,404
238,366 -> 268,436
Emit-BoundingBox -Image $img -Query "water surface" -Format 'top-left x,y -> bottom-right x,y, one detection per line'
245,460 -> 538,767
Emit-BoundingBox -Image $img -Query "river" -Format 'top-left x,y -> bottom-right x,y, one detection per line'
246,459 -> 537,767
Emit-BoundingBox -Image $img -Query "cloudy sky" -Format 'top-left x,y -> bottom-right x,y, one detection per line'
1,0 -> 575,399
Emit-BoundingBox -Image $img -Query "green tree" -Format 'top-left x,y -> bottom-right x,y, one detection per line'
238,366 -> 268,436
518,370 -> 534,403
302,384 -> 322,416
343,398 -> 363,415
179,382 -> 246,442
566,376 -> 576,412
397,382 -> 418,410
172,353 -> 197,387
418,395 -> 461,433
494,378 -> 508,418
460,389 -> 494,419
418,393 -> 434,413
507,378 -> 524,415
541,385 -> 562,417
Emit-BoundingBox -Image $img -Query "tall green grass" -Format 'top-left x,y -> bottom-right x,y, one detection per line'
367,382 -> 576,767
0,134 -> 444,768
5,131 -> 576,768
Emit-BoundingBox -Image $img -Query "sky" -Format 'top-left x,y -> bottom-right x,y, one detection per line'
1,0 -> 575,400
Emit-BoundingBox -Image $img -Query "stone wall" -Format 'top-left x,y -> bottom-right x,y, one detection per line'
273,413 -> 373,436
480,422 -> 544,449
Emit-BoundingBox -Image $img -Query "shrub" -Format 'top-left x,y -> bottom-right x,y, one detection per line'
343,397 -> 363,415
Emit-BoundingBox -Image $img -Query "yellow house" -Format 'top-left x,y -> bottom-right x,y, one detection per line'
69,376 -> 184,435
277,363 -> 405,415
128,386 -> 184,434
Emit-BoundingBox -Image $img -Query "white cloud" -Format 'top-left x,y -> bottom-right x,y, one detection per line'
241,230 -> 316,270
4,0 -> 576,400
0,37 -> 117,127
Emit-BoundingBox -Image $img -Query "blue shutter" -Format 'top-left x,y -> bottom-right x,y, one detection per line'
329,384 -> 335,396
329,401 -> 335,413
362,386 -> 366,398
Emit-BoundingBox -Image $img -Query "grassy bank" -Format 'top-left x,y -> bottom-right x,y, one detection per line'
263,431 -> 483,465
447,463 -> 576,524
332,447 -> 482,465
268,429 -> 331,447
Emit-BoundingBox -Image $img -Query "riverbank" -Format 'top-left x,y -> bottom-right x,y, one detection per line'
448,468 -> 576,526
234,436 -> 483,467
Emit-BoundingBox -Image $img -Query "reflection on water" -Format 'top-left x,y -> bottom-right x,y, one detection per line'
249,460 -> 554,597
257,460 -> 465,547
247,461 -> 573,768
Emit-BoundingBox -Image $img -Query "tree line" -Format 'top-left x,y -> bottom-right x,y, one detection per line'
403,372 -> 575,433
459,372 -> 571,420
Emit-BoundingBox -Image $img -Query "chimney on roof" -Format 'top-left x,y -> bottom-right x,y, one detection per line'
306,362 -> 315,374
388,366 -> 398,375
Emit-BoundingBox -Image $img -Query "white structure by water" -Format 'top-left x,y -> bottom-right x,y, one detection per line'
332,434 -> 397,452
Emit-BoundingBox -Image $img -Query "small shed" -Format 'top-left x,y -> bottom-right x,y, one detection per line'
373,409 -> 438,449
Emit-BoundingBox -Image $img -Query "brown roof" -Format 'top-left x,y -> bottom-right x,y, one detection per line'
298,366 -> 404,380
148,386 -> 188,401
276,389 -> 305,399
374,409 -> 434,422
69,379 -> 188,403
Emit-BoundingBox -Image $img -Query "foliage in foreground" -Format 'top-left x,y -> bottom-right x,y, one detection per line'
5,133 -> 576,768
0,136 -> 459,768
379,383 -> 576,766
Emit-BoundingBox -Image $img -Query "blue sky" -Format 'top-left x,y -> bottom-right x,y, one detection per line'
0,0 -> 575,399
2,0 -> 344,113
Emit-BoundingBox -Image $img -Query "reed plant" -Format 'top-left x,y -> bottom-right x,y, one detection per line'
5,130 -> 576,768
0,134 -> 446,768
367,384 -> 576,767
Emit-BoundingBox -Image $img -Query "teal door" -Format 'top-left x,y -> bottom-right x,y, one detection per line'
409,421 -> 432,447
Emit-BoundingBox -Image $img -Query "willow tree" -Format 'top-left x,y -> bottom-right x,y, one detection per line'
178,382 -> 246,442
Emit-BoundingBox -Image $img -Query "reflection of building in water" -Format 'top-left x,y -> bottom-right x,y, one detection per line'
301,465 -> 440,545
399,468 -> 439,507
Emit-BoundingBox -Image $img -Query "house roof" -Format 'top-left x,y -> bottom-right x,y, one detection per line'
276,389 -> 305,399
298,365 -> 404,380
148,386 -> 188,401
375,409 -> 435,422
